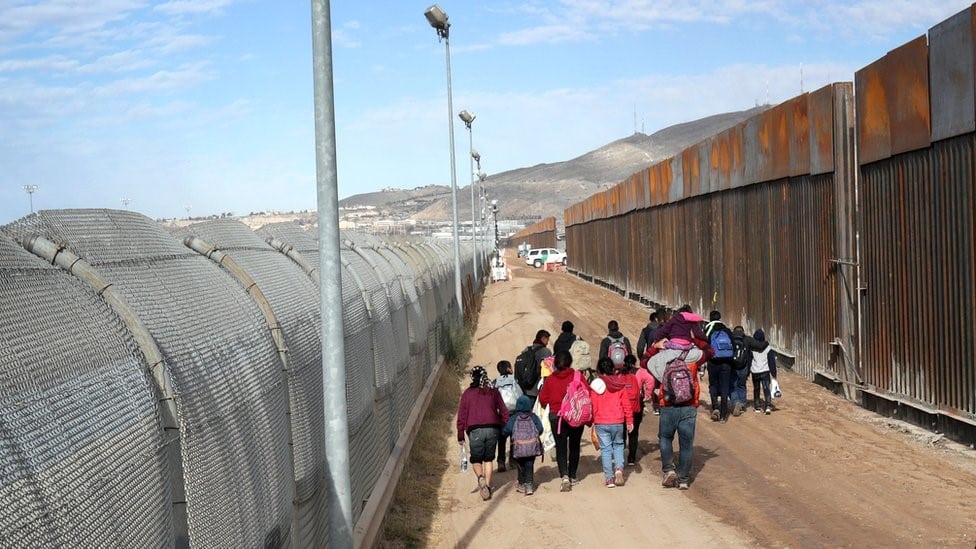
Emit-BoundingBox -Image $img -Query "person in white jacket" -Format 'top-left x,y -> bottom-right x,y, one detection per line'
749,329 -> 778,415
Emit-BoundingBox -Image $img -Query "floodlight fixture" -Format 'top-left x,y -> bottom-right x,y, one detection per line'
424,4 -> 449,38
22,184 -> 38,213
470,148 -> 480,162
478,171 -> 487,182
458,110 -> 476,128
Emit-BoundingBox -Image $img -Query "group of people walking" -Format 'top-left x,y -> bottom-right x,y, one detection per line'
455,307 -> 779,499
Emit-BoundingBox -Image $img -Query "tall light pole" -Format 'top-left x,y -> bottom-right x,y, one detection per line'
459,110 -> 478,281
22,184 -> 37,214
477,171 -> 487,261
491,199 -> 499,254
425,4 -> 463,319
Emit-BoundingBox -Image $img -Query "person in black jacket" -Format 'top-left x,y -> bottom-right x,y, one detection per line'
635,309 -> 665,359
730,326 -> 752,416
553,320 -> 578,355
598,320 -> 633,365
704,310 -> 735,422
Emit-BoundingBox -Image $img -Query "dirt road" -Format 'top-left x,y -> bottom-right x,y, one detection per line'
428,253 -> 976,548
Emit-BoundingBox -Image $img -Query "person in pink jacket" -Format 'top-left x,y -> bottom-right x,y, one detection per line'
590,357 -> 633,487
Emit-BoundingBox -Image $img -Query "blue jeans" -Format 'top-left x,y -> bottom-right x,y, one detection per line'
658,405 -> 697,483
595,423 -> 625,480
732,367 -> 749,406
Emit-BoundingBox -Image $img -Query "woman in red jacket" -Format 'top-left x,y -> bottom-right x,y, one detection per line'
537,351 -> 583,492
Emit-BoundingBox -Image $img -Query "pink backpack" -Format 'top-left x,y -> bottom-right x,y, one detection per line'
557,371 -> 593,433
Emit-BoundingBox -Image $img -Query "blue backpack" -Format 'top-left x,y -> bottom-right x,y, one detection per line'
710,330 -> 734,359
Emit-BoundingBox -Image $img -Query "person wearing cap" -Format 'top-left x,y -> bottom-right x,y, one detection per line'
457,366 -> 510,500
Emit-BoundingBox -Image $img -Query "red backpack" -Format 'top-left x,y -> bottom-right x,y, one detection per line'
557,371 -> 593,433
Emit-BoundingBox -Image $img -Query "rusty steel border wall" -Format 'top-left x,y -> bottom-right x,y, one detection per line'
566,83 -> 853,385
565,4 -> 976,441
510,216 -> 557,250
855,8 -> 976,435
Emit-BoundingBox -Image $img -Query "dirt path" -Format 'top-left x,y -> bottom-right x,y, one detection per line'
427,252 -> 976,548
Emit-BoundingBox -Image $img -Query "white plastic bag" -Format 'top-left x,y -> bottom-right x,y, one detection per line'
770,377 -> 783,398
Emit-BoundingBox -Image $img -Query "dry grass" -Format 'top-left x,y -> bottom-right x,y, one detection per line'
378,328 -> 470,548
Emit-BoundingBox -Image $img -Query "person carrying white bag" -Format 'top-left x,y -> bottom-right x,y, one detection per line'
748,329 -> 779,415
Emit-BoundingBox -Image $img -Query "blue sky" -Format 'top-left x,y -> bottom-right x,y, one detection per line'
0,1 -> 971,224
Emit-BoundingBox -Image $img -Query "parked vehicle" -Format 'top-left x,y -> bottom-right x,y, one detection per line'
523,248 -> 567,268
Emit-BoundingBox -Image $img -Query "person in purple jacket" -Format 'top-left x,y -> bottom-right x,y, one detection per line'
457,366 -> 510,500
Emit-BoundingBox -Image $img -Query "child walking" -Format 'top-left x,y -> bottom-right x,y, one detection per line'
493,360 -> 522,472
749,329 -> 779,414
590,357 -> 633,487
503,395 -> 544,495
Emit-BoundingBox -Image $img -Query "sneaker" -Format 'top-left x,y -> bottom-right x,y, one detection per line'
754,408 -> 762,414
653,409 -> 660,416
570,477 -> 581,486
678,481 -> 689,490
525,484 -> 534,496
710,409 -> 720,421
516,483 -> 525,493
496,462 -> 507,473
720,416 -> 728,423
765,407 -> 772,415
605,478 -> 616,488
732,404 -> 743,417
560,476 -> 571,492
662,470 -> 678,488
626,459 -> 636,466
477,476 -> 490,500
614,468 -> 625,486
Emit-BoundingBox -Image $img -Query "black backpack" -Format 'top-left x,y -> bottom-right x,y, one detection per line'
732,339 -> 752,369
514,345 -> 541,393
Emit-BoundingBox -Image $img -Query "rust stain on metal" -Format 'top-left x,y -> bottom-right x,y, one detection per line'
809,84 -> 836,174
790,94 -> 811,176
856,55 -> 892,164
884,35 -> 931,155
682,147 -> 700,198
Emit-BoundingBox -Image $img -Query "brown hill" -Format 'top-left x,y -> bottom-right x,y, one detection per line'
339,106 -> 769,223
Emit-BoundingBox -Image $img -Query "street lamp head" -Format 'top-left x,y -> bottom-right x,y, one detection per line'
458,110 -> 476,127
470,148 -> 480,162
478,171 -> 487,182
424,5 -> 449,38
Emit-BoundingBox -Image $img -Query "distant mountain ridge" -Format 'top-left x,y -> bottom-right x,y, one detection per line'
339,106 -> 769,223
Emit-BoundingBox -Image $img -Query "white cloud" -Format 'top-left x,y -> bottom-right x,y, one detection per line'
0,55 -> 78,73
0,0 -> 147,39
93,62 -> 213,97
499,24 -> 594,45
153,0 -> 233,16
78,50 -> 153,73
146,33 -> 217,54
